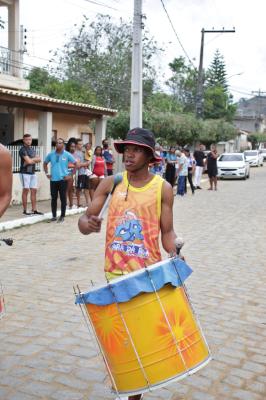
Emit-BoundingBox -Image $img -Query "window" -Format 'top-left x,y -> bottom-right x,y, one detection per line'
81,132 -> 92,144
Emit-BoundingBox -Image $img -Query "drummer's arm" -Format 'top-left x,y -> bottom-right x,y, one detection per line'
78,176 -> 114,235
160,181 -> 177,254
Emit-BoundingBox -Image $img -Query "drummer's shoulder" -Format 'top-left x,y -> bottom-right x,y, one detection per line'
97,175 -> 115,192
161,180 -> 174,201
97,174 -> 123,194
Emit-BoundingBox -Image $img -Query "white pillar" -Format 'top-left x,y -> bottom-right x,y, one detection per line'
38,111 -> 52,156
95,116 -> 107,147
13,108 -> 23,140
130,0 -> 143,129
8,0 -> 21,78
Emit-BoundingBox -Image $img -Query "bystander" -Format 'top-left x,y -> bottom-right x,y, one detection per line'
43,139 -> 77,223
19,134 -> 43,215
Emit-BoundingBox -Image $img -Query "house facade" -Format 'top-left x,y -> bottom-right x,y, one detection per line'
234,96 -> 266,134
0,0 -> 117,203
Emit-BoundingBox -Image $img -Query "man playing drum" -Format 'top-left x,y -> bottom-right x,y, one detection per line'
79,128 -> 178,400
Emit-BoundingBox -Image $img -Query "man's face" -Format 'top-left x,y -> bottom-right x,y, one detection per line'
76,141 -> 83,151
123,144 -> 151,172
69,143 -> 76,153
55,139 -> 64,151
23,136 -> 32,147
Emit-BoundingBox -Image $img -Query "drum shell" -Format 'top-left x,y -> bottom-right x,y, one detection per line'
86,284 -> 210,395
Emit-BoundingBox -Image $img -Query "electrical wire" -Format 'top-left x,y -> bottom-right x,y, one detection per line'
81,0 -> 118,11
228,87 -> 253,96
159,0 -> 196,69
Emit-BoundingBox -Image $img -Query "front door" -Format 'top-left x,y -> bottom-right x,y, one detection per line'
0,113 -> 14,145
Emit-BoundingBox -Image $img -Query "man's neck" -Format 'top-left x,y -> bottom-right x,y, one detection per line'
126,167 -> 153,187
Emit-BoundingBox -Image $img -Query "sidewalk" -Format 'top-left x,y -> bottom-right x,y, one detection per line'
0,199 -> 86,232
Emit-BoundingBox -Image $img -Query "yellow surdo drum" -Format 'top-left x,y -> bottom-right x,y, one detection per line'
75,258 -> 211,397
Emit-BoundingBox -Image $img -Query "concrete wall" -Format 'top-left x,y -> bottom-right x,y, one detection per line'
12,110 -> 95,143
52,113 -> 93,142
24,110 -> 39,138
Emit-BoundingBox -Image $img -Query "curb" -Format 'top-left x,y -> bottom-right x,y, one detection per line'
0,207 -> 86,233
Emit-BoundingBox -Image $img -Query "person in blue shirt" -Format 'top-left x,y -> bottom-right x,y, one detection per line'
43,139 -> 77,222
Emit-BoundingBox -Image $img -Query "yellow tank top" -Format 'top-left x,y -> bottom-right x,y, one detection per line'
105,171 -> 164,278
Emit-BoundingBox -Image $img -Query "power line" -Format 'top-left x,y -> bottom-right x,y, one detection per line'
159,0 -> 196,69
228,87 -> 253,96
81,0 -> 118,11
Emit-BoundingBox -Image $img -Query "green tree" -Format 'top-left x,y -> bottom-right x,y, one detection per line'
145,92 -> 181,113
27,68 -> 55,93
107,108 -> 237,146
166,56 -> 197,112
248,133 -> 266,149
51,14 -> 161,110
200,119 -> 237,145
203,50 -> 236,120
206,49 -> 228,91
107,111 -> 130,139
27,67 -> 96,104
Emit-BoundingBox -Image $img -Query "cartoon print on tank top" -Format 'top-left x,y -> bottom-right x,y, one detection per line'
110,210 -> 149,259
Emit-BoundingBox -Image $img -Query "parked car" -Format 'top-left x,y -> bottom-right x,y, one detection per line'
243,150 -> 263,167
259,149 -> 266,161
217,153 -> 250,180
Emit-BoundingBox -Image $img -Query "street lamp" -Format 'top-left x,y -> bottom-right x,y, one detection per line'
227,72 -> 244,80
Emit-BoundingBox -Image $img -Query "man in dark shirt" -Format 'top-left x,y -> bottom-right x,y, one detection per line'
193,143 -> 206,189
19,134 -> 43,215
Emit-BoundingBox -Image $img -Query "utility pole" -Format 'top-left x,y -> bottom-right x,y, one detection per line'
130,0 -> 143,129
195,28 -> 235,119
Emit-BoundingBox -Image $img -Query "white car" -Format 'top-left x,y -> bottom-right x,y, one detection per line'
217,153 -> 250,180
259,149 -> 266,161
244,150 -> 263,167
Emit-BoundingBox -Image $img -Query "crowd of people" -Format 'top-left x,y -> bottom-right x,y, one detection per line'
151,142 -> 219,195
18,133 -> 218,222
19,134 -> 115,222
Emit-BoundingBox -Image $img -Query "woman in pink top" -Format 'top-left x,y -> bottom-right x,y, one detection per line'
90,146 -> 107,198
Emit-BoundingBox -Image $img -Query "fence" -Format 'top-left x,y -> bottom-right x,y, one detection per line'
6,146 -> 45,173
0,46 -> 11,75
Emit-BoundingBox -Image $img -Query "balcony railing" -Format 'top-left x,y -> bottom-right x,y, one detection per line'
6,146 -> 45,173
0,46 -> 12,75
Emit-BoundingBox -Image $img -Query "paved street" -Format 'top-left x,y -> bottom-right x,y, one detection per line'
1,168 -> 266,400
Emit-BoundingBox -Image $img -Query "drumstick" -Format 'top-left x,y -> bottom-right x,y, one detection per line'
98,174 -> 123,219
175,237 -> 184,256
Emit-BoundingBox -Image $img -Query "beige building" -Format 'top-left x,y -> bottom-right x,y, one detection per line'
0,0 -> 117,203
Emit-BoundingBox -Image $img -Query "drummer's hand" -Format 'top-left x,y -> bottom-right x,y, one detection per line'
168,251 -> 185,261
78,214 -> 103,234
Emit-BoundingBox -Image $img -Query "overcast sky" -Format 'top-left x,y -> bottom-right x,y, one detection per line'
1,0 -> 265,101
